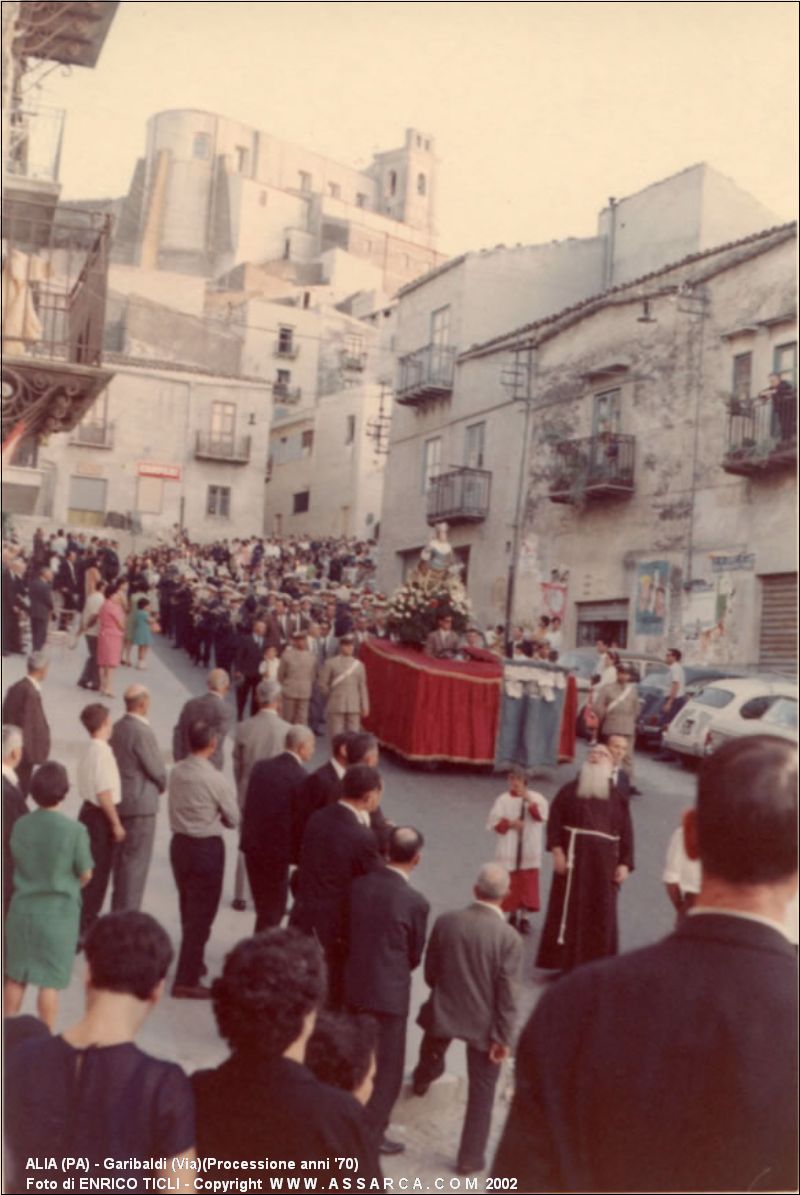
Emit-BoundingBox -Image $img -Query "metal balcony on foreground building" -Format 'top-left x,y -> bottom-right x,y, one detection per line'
549,433 -> 636,504
427,466 -> 491,525
397,344 -> 456,406
2,199 -> 114,449
195,433 -> 252,463
273,383 -> 302,404
722,392 -> 796,477
14,3 -> 120,70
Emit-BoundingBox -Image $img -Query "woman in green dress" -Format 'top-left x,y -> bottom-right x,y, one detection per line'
4,761 -> 93,1028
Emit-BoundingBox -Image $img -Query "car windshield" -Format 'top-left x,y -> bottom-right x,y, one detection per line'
638,668 -> 671,692
691,687 -> 735,709
761,697 -> 799,731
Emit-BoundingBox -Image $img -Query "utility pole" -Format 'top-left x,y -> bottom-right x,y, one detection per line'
501,340 -> 536,646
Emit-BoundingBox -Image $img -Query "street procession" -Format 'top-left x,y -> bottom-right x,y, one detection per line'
1,3 -> 797,1193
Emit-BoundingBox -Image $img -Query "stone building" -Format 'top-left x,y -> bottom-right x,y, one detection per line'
377,166 -> 791,663
2,2 -> 118,517
263,298 -> 396,539
94,111 -> 445,296
383,221 -> 796,671
19,281 -> 272,542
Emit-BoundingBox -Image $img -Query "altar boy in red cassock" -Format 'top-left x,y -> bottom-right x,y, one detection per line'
487,768 -> 548,934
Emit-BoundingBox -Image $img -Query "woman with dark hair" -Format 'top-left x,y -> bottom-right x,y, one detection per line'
97,579 -> 128,697
192,929 -> 379,1178
4,761 -> 93,1027
5,912 -> 195,1189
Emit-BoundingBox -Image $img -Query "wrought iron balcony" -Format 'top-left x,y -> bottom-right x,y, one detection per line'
195,433 -> 252,463
722,391 -> 796,476
273,383 -> 302,404
397,343 -> 456,406
549,433 -> 636,503
2,198 -> 113,448
274,340 -> 299,359
341,350 -> 367,372
427,466 -> 491,525
69,421 -> 114,449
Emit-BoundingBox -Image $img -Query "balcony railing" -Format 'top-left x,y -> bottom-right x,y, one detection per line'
549,433 -> 636,503
195,433 -> 252,463
2,199 -> 110,367
274,341 -> 299,359
5,105 -> 65,185
273,383 -> 302,404
427,466 -> 491,525
341,350 -> 367,372
397,343 -> 457,406
69,421 -> 114,449
722,391 -> 796,476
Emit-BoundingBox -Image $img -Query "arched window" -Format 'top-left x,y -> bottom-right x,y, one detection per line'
417,172 -> 427,196
388,170 -> 397,197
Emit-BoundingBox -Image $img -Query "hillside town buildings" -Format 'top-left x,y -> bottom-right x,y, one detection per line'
378,166 -> 796,670
3,104 -> 442,540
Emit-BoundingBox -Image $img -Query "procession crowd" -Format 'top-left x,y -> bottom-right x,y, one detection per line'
2,525 -> 797,1193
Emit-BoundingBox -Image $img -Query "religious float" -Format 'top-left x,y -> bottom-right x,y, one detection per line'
361,523 -> 577,767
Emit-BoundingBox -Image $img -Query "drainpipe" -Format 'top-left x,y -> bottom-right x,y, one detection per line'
605,197 -> 618,290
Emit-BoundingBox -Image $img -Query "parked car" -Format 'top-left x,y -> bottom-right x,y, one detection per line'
558,648 -> 666,738
663,677 -> 798,761
636,665 -> 750,750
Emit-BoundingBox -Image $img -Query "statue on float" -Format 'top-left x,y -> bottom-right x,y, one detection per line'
388,521 -> 472,646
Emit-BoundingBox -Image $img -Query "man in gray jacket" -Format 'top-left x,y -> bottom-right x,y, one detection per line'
412,862 -> 522,1175
110,684 -> 167,911
230,679 -> 291,911
172,668 -> 231,771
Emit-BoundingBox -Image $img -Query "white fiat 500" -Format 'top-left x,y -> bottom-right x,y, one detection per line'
662,676 -> 798,760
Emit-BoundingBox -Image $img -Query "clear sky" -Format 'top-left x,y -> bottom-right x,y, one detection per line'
36,0 -> 798,256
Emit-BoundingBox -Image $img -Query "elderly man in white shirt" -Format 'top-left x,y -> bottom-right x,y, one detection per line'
76,702 -> 125,941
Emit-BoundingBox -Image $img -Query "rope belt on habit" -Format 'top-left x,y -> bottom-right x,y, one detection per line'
557,825 -> 621,946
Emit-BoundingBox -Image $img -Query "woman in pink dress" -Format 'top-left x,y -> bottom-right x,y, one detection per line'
97,581 -> 128,698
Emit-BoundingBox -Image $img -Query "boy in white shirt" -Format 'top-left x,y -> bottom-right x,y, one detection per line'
487,768 -> 549,934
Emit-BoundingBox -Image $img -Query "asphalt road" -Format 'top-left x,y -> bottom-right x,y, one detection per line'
152,636 -> 697,1053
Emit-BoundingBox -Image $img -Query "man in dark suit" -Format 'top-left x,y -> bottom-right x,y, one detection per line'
2,554 -> 26,655
241,725 -> 314,932
2,652 -> 51,797
231,678 -> 292,911
290,764 -> 383,1008
412,862 -> 522,1175
110,684 -> 167,911
493,735 -> 798,1193
54,550 -> 82,628
172,668 -> 232,771
346,732 -> 394,855
2,724 -> 28,918
27,567 -> 54,652
233,619 -> 268,719
608,733 -> 634,800
345,827 -> 429,1157
293,731 -> 350,849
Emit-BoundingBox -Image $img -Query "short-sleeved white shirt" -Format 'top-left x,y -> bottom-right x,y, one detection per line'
77,738 -> 122,807
662,826 -> 701,894
669,662 -> 686,697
